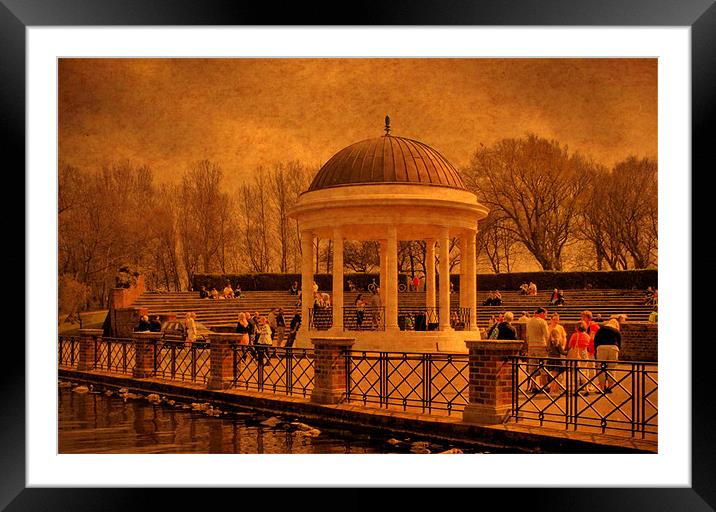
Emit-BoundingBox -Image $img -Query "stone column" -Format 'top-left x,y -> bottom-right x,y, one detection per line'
208,333 -> 241,390
132,331 -> 162,379
425,238 -> 436,310
467,229 -> 478,331
379,239 -> 386,306
77,328 -> 103,371
332,228 -> 344,331
438,227 -> 452,331
310,336 -> 355,404
385,226 -> 399,331
459,235 -> 468,310
462,340 -> 523,424
301,230 -> 314,332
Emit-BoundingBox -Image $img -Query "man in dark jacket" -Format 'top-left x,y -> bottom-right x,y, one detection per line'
593,315 -> 624,393
148,315 -> 162,332
496,311 -> 518,340
135,315 -> 151,332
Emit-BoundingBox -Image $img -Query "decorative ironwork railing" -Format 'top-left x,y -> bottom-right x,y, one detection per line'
510,356 -> 658,438
344,350 -> 469,416
58,336 -> 80,368
309,306 -> 333,330
154,340 -> 210,384
342,306 -> 385,331
232,346 -> 315,397
94,337 -> 135,374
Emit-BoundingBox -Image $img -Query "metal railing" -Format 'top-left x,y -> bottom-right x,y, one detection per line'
344,350 -> 469,416
232,345 -> 315,397
342,306 -> 385,331
510,356 -> 658,438
309,306 -> 333,330
154,340 -> 210,384
95,337 -> 135,374
58,336 -> 80,368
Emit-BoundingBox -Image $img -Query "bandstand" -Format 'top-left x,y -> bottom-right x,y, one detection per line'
288,120 -> 489,352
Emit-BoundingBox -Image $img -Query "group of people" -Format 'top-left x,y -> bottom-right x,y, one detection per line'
487,307 -> 626,395
234,308 -> 302,350
199,283 -> 243,300
528,308 -> 626,395
519,282 -> 538,296
482,291 -> 503,306
134,314 -> 162,333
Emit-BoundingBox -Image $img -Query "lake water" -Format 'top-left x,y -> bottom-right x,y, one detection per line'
58,382 -> 502,454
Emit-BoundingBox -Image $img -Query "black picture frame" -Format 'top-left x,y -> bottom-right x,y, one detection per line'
4,0 -> 709,508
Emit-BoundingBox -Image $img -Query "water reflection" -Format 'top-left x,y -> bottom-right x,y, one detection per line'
58,385 -> 492,454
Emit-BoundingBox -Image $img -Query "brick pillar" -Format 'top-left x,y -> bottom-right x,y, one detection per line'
77,329 -> 102,371
208,333 -> 241,390
132,332 -> 162,379
462,339 -> 523,425
310,336 -> 354,404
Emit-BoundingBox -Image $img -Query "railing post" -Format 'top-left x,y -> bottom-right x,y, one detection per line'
132,332 -> 162,378
310,336 -> 355,404
77,329 -> 103,371
462,339 -> 524,425
208,333 -> 241,390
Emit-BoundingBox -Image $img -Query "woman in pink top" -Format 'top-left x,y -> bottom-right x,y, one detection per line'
567,321 -> 596,395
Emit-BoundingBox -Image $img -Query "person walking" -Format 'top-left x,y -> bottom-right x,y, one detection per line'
235,312 -> 251,360
267,308 -> 278,342
275,308 -> 286,347
185,312 -> 197,347
255,316 -> 273,366
354,294 -> 366,329
525,307 -> 550,393
593,314 -> 625,393
567,321 -> 594,395
286,309 -> 301,348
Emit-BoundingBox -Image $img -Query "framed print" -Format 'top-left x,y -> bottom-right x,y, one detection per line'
5,0 -> 712,507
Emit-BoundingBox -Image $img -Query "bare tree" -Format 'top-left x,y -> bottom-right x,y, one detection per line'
464,135 -> 592,270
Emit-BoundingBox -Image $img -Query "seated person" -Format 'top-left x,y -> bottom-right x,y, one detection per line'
555,289 -> 565,306
482,292 -> 496,306
210,288 -> 219,300
135,315 -> 151,332
199,286 -> 209,299
289,281 -> 299,295
234,284 -> 243,298
493,290 -> 503,306
528,282 -> 538,296
519,283 -> 529,295
347,280 -> 356,292
550,288 -> 559,304
223,284 -> 234,299
148,315 -> 162,332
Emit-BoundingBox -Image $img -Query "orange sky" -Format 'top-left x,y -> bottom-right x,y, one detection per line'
59,58 -> 657,190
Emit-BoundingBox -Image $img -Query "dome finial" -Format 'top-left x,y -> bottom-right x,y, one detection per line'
384,114 -> 391,136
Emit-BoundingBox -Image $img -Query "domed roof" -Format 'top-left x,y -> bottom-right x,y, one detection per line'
308,134 -> 466,192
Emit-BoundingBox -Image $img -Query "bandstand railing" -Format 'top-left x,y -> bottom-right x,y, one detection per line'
342,306 -> 385,331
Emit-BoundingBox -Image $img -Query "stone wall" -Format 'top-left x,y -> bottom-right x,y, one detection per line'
619,322 -> 658,362
111,274 -> 145,309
